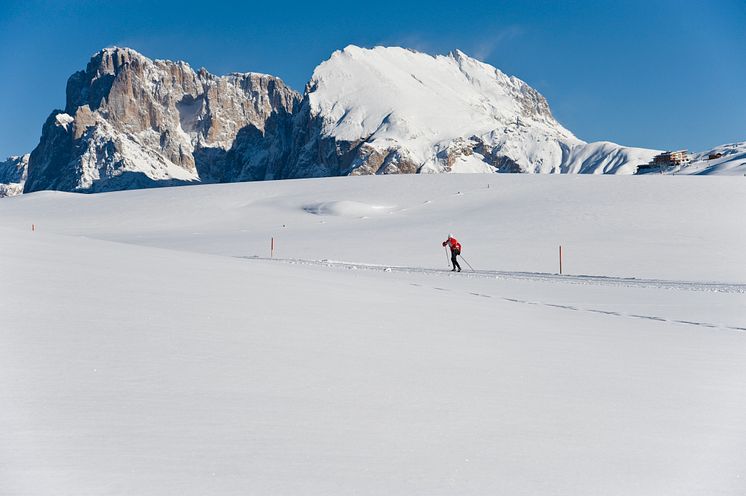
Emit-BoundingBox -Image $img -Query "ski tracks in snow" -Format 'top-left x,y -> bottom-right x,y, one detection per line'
455,290 -> 745,333
237,256 -> 746,334
239,255 -> 746,294
468,293 -> 746,333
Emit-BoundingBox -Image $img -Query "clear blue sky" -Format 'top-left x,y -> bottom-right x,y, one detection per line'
0,0 -> 744,158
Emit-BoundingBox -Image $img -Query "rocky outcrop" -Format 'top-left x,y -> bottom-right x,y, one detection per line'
25,47 -> 300,193
0,154 -> 29,197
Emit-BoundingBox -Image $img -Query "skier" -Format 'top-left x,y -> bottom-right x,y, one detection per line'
442,234 -> 462,272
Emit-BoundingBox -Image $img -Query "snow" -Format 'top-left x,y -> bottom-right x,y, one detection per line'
0,154 -> 29,198
307,45 -> 658,174
54,113 -> 74,130
311,46 -> 559,148
449,152 -> 495,173
562,140 -> 660,174
1,173 -> 745,495
680,142 -> 746,176
309,45 -> 572,170
71,120 -> 199,192
303,200 -> 394,217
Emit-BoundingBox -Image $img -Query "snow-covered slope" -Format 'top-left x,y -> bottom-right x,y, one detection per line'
290,46 -> 658,176
0,154 -> 29,197
680,142 -> 746,175
1,174 -> 745,495
3,174 -> 745,282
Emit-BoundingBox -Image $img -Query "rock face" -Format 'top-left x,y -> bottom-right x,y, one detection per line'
23,45 -> 660,194
0,155 -> 29,197
24,48 -> 300,193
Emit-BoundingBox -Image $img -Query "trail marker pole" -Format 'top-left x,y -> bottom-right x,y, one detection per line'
559,245 -> 563,275
32,224 -> 35,232
271,237 -> 274,258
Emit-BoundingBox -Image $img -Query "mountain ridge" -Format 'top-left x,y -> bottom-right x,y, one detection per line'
1,45 -> 741,197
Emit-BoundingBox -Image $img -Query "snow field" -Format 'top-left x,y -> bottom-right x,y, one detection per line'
1,173 -> 745,495
2,173 -> 744,282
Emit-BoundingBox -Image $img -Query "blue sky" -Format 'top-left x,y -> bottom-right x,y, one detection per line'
0,0 -> 744,158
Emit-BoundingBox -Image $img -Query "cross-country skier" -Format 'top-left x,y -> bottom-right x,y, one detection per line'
442,234 -> 462,272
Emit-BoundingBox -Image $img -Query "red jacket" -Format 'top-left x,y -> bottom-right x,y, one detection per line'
442,237 -> 461,252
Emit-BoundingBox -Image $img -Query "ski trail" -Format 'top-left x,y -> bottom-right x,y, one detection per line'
236,255 -> 746,294
236,255 -> 746,333
482,287 -> 742,333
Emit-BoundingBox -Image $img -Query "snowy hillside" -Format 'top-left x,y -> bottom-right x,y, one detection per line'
301,46 -> 658,175
1,174 -> 745,495
681,142 -> 746,175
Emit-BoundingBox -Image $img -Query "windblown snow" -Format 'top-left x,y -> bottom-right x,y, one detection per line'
1,169 -> 745,494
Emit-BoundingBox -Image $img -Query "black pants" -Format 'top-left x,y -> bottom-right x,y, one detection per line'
451,249 -> 461,270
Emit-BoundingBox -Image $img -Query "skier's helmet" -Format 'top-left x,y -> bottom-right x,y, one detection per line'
448,233 -> 453,238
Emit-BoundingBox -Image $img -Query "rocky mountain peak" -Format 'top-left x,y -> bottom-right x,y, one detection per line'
25,48 -> 300,193
65,47 -> 147,113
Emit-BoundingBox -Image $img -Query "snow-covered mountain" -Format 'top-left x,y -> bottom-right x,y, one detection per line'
681,142 -> 746,175
0,154 -> 29,197
24,47 -> 300,193
287,46 -> 658,177
19,45 -> 742,194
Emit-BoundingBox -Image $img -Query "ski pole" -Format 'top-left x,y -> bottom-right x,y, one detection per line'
459,254 -> 475,271
444,246 -> 451,267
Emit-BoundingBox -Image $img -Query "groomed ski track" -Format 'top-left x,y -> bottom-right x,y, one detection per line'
237,255 -> 746,294
237,255 -> 746,333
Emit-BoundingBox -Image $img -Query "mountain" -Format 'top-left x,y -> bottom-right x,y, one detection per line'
24,48 -> 300,193
284,46 -> 658,177
0,154 -> 29,197
682,142 -> 746,175
20,45 -> 740,194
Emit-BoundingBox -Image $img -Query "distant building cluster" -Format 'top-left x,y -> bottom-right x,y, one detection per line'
636,150 -> 690,174
652,150 -> 690,167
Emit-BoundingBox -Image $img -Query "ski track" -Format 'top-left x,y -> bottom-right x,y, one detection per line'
238,255 -> 746,334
